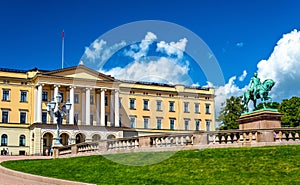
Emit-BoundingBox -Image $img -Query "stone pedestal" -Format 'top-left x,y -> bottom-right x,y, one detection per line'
238,109 -> 283,130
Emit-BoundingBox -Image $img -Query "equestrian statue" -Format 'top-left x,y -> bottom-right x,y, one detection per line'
243,72 -> 275,112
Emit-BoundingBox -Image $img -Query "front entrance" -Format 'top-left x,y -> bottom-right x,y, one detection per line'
42,132 -> 53,156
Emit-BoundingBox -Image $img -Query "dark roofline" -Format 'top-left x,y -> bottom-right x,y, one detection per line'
0,68 -> 28,73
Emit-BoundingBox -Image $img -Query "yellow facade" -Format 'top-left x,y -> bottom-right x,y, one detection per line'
0,65 -> 215,155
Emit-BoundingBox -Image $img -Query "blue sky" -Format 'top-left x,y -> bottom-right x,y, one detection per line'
2,0 -> 300,114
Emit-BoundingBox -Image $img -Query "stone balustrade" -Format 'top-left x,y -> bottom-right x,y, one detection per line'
55,128 -> 300,158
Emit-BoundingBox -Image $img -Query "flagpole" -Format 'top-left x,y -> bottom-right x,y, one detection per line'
62,30 -> 64,69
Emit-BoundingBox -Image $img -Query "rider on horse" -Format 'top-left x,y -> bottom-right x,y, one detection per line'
248,72 -> 261,100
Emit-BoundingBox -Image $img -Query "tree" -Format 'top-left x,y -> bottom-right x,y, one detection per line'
217,96 -> 246,130
253,102 -> 280,111
278,97 -> 300,127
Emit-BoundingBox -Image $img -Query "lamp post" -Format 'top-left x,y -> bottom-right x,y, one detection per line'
47,94 -> 72,146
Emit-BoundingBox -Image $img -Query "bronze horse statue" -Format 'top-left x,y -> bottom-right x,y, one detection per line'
243,79 -> 275,112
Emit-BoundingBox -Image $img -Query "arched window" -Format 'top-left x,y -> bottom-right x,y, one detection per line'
19,135 -> 26,146
1,134 -> 8,146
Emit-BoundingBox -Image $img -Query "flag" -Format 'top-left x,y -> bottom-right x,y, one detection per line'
62,30 -> 64,38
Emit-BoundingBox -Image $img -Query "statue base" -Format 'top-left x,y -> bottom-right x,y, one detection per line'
238,109 -> 283,130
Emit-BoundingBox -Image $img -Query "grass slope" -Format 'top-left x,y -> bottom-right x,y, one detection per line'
2,145 -> 300,184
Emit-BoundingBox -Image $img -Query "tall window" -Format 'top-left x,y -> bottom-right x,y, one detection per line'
90,95 -> 94,104
156,118 -> 162,129
2,111 -> 9,123
184,119 -> 189,130
130,116 -> 136,128
19,135 -> 26,146
20,112 -> 26,124
195,119 -> 200,131
2,89 -> 10,101
156,100 -> 162,111
170,118 -> 175,130
169,101 -> 175,112
143,117 -> 149,129
206,120 -> 211,131
205,104 -> 211,114
130,98 -> 135,109
42,91 -> 48,102
105,95 -> 108,106
74,94 -> 79,104
143,100 -> 149,110
195,103 -> 200,113
1,134 -> 7,146
90,115 -> 94,125
20,91 -> 27,102
184,102 -> 189,113
75,113 -> 79,125
42,112 -> 47,123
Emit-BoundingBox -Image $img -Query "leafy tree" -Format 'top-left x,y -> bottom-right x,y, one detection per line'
217,96 -> 246,130
278,97 -> 300,127
253,102 -> 280,111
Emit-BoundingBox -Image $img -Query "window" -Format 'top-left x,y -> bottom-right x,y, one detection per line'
74,94 -> 79,104
170,118 -> 175,130
119,115 -> 122,127
195,119 -> 200,131
1,134 -> 7,146
119,98 -> 122,107
156,118 -> 162,129
195,103 -> 200,113
169,101 -> 175,112
130,116 -> 136,128
90,115 -> 94,125
144,117 -> 149,129
184,119 -> 189,130
42,112 -> 47,123
90,95 -> 94,104
130,98 -> 135,109
105,95 -> 108,106
2,111 -> 9,123
184,102 -> 189,113
75,113 -> 79,125
2,89 -> 10,101
42,91 -> 48,102
20,112 -> 26,124
206,120 -> 211,131
20,91 -> 27,102
205,104 -> 211,114
156,100 -> 162,111
143,99 -> 149,110
19,135 -> 26,146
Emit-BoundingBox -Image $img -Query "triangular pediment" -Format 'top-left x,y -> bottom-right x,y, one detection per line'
42,65 -> 115,81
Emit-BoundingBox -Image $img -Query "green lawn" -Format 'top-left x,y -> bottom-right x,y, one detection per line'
2,145 -> 300,184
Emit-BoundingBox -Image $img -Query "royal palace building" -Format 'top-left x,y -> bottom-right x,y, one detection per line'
0,64 -> 215,155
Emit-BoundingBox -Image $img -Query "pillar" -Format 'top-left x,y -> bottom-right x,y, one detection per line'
110,90 -> 114,126
100,89 -> 105,126
69,86 -> 74,125
86,88 -> 91,125
36,85 -> 42,123
96,92 -> 100,125
114,90 -> 120,127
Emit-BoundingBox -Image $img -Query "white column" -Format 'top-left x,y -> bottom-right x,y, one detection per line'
114,90 -> 120,127
53,85 -> 59,124
86,88 -> 91,125
36,85 -> 42,123
81,90 -> 86,125
69,86 -> 74,125
34,87 -> 37,122
96,92 -> 100,125
100,89 -> 105,126
110,90 -> 114,126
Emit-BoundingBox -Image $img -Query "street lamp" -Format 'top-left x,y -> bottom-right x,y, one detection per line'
46,94 -> 72,146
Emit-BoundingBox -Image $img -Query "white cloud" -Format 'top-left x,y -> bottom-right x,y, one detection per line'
257,29 -> 300,100
238,70 -> 247,81
156,38 -> 188,59
236,42 -> 244,47
125,32 -> 157,60
100,57 -> 190,85
83,39 -> 126,66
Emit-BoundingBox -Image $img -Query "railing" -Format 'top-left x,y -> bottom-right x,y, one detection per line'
56,128 -> 300,158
